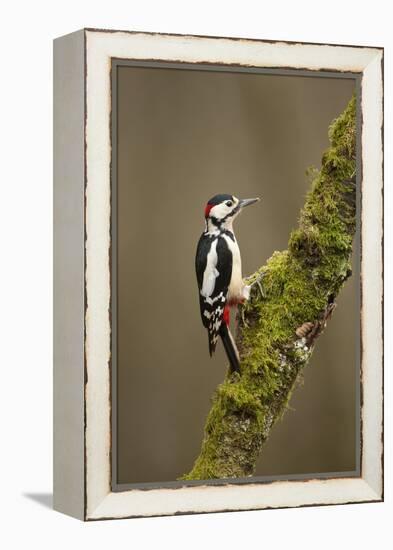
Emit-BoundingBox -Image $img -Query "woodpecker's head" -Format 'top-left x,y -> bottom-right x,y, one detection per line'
204,194 -> 260,231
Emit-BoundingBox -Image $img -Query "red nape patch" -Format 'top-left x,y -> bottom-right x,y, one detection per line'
223,306 -> 230,326
204,203 -> 214,218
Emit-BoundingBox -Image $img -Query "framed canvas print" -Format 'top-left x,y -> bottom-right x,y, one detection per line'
53,29 -> 384,520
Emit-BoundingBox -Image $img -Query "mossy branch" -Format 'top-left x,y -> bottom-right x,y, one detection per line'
183,95 -> 357,480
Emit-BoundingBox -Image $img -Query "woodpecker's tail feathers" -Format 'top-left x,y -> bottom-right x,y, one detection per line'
208,332 -> 218,357
219,323 -> 240,373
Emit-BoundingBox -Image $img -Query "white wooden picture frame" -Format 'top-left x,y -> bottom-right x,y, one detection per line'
54,28 -> 383,521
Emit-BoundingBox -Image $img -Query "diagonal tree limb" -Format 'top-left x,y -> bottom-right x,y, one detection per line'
183,95 -> 357,480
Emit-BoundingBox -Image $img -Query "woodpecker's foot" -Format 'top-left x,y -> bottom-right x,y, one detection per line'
254,278 -> 265,299
240,305 -> 249,328
248,272 -> 266,300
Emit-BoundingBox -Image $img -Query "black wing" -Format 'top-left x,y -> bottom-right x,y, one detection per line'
195,234 -> 233,355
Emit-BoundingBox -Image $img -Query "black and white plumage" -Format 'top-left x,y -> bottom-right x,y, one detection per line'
195,194 -> 260,373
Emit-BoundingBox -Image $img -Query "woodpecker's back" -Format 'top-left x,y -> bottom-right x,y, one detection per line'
195,231 -> 232,353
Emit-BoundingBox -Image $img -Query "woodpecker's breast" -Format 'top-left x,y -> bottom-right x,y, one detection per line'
222,234 -> 243,302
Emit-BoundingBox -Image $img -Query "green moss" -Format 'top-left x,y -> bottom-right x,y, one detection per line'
183,95 -> 357,480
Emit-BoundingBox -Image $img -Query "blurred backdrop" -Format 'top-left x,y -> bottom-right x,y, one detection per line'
115,65 -> 357,484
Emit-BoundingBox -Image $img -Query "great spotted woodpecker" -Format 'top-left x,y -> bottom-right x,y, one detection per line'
195,194 -> 260,373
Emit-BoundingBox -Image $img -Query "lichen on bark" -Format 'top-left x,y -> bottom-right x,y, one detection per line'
182,95 -> 357,481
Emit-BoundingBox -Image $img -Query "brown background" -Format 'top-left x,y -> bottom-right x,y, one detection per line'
116,65 -> 357,484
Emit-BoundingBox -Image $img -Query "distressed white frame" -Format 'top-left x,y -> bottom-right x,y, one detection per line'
83,30 -> 383,520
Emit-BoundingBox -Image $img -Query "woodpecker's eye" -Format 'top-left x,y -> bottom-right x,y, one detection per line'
226,201 -> 233,207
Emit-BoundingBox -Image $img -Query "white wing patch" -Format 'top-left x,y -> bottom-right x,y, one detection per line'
201,239 -> 219,298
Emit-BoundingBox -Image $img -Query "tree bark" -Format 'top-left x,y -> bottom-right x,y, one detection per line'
182,95 -> 357,480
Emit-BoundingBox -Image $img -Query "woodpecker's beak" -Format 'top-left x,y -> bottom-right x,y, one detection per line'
239,197 -> 260,209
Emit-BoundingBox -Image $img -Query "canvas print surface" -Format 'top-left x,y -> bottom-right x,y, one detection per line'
113,65 -> 358,486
